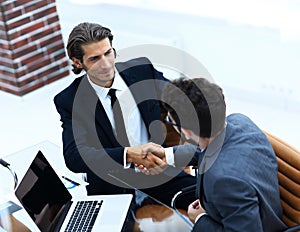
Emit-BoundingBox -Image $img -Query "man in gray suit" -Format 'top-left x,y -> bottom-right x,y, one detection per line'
160,77 -> 287,231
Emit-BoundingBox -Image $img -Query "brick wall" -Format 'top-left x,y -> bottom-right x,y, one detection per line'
0,0 -> 69,96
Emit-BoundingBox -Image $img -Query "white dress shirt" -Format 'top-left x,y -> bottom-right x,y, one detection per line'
87,71 -> 149,166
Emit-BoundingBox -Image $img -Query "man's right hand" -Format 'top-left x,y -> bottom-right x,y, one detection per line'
126,143 -> 167,175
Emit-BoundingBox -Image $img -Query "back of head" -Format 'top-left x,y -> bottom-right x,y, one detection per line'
66,22 -> 114,74
162,77 -> 226,138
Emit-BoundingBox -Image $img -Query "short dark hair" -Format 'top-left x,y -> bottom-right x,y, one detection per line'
66,22 -> 114,74
161,77 -> 226,138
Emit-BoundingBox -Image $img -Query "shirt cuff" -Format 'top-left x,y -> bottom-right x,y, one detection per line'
165,147 -> 175,167
123,147 -> 131,169
195,213 -> 208,223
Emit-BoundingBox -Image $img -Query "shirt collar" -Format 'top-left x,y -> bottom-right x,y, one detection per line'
87,69 -> 127,99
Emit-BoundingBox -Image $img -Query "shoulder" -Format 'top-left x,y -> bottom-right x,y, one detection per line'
115,57 -> 153,72
225,113 -> 269,144
223,113 -> 275,163
53,75 -> 85,105
226,113 -> 262,133
227,113 -> 252,123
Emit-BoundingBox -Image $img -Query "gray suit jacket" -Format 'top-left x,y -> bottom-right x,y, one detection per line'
175,113 -> 287,232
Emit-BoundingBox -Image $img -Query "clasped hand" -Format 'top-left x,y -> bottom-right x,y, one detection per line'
188,199 -> 206,223
126,142 -> 167,175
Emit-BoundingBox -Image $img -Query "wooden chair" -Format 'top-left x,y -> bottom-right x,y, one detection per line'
263,131 -> 300,232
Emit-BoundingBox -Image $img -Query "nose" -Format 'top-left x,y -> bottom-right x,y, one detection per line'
98,56 -> 111,69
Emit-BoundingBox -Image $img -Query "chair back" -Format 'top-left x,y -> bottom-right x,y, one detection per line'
264,131 -> 300,227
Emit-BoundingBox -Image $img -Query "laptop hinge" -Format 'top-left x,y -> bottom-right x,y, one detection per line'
54,201 -> 73,232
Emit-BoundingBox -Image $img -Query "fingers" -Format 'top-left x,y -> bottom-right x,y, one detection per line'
142,142 -> 165,159
135,153 -> 167,175
126,142 -> 165,163
192,199 -> 200,209
127,143 -> 166,175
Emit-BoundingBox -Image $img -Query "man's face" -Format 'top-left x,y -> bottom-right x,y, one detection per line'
167,113 -> 199,146
77,38 -> 115,87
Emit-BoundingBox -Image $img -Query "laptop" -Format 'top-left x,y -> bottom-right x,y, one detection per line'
15,151 -> 132,232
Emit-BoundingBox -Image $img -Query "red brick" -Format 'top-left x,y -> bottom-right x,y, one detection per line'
47,42 -> 64,54
4,9 -> 22,21
52,23 -> 62,31
7,31 -> 20,41
36,69 -> 53,79
47,70 -> 69,84
16,69 -> 26,77
0,86 -> 21,96
0,77 -> 17,85
24,1 -> 49,14
30,27 -> 54,41
7,17 -> 31,31
0,49 -> 13,59
33,6 -> 56,20
47,15 -> 59,25
18,75 -> 38,87
60,60 -> 69,68
0,31 -> 9,40
0,70 -> 16,78
0,2 -> 15,11
19,21 -> 45,36
0,60 -> 14,69
18,82 -> 43,95
0,43 -> 10,50
13,44 -> 39,59
14,0 -> 33,8
52,51 -> 66,61
10,37 -> 30,50
26,57 -> 52,73
20,51 -> 45,66
40,34 -> 63,48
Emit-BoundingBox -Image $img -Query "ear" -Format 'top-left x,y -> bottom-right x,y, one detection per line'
71,57 -> 83,68
113,48 -> 116,58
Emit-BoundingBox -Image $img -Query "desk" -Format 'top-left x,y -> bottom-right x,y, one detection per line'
0,141 -> 192,232
0,141 -> 86,232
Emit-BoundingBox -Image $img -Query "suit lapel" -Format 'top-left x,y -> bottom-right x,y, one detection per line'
116,67 -> 159,129
78,76 -> 118,144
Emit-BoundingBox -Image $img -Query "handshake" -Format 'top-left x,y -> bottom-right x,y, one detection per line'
126,142 -> 168,175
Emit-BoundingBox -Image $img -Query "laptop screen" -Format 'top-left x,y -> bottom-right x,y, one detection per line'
15,151 -> 72,232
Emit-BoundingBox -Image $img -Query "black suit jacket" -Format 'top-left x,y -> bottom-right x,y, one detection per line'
54,57 -> 172,195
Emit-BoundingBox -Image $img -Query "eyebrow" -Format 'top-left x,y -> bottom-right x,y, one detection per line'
87,48 -> 112,61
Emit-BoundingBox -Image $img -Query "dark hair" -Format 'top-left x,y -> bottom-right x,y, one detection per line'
66,22 -> 114,74
161,77 -> 226,138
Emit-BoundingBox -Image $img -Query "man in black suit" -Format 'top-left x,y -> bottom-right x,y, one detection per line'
54,22 -> 196,210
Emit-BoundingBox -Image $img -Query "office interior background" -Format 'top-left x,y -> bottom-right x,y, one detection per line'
0,0 -> 299,158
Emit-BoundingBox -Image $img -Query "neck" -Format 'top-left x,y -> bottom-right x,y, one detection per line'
198,125 -> 226,150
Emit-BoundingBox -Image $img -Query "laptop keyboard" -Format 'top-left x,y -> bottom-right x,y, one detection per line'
64,200 -> 103,232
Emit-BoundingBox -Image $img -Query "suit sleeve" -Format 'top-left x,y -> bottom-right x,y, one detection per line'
192,176 -> 263,232
54,94 -> 125,174
173,144 -> 203,167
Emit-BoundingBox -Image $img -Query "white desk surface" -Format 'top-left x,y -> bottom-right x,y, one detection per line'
1,141 -> 192,232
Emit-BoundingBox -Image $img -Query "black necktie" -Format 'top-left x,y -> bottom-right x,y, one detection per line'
108,88 -> 130,147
